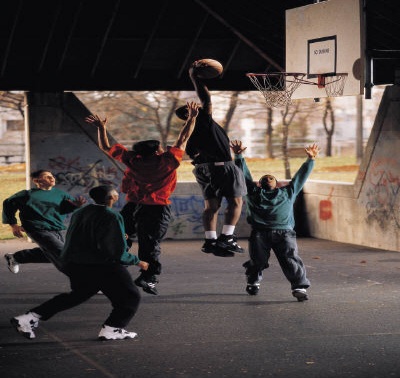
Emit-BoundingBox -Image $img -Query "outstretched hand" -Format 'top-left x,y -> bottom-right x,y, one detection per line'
70,195 -> 87,208
85,114 -> 107,129
305,143 -> 320,159
230,140 -> 247,155
189,60 -> 203,78
186,101 -> 200,119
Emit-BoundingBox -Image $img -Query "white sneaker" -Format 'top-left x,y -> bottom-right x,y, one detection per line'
5,253 -> 19,274
10,312 -> 40,339
292,288 -> 308,302
98,325 -> 137,340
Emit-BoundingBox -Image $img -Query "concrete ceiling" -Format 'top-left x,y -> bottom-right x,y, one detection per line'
0,0 -> 399,91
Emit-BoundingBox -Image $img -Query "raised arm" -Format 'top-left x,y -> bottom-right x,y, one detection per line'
85,114 -> 111,152
290,143 -> 320,195
173,101 -> 199,150
189,62 -> 212,115
305,143 -> 320,160
230,140 -> 257,191
230,139 -> 247,155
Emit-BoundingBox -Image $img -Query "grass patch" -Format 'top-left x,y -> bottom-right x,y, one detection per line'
177,155 -> 359,182
0,164 -> 26,240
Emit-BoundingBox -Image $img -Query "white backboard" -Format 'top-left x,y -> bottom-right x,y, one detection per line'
286,0 -> 364,100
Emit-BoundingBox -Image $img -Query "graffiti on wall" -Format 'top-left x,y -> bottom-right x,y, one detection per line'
363,159 -> 400,229
47,155 -> 248,238
167,196 -> 249,238
48,156 -> 121,194
319,187 -> 334,221
168,195 -> 206,237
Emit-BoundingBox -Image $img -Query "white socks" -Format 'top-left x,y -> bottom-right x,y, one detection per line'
205,225 -> 235,239
205,231 -> 217,240
221,225 -> 235,235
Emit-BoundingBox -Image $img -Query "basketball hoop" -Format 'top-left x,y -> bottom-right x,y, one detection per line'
246,72 -> 306,107
247,72 -> 348,106
322,73 -> 348,97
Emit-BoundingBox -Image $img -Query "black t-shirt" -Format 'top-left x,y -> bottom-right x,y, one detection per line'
185,109 -> 232,164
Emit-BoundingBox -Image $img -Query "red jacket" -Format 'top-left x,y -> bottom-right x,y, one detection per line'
109,144 -> 184,205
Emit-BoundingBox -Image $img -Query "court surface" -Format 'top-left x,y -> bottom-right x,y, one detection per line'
1,237 -> 400,378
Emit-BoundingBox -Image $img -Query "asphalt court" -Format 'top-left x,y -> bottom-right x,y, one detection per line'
1,237 -> 400,378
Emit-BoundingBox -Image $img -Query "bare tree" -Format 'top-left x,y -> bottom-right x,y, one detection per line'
280,103 -> 300,179
222,91 -> 241,133
76,91 -> 187,146
265,107 -> 274,158
229,91 -> 278,157
322,98 -> 335,156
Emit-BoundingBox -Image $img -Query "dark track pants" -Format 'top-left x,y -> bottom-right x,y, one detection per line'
245,229 -> 310,290
135,204 -> 171,277
30,263 -> 141,328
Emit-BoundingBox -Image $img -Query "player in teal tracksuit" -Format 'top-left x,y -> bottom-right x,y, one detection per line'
231,140 -> 320,301
2,169 -> 86,273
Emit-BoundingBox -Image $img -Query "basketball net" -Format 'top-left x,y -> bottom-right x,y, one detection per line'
246,73 -> 306,108
323,73 -> 348,97
247,72 -> 348,107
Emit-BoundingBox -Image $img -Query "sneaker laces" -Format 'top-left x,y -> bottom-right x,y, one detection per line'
30,319 -> 39,329
228,235 -> 241,246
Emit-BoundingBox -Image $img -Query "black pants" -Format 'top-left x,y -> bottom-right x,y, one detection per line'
245,229 -> 310,290
120,201 -> 138,247
14,230 -> 66,273
30,263 -> 141,328
136,204 -> 171,277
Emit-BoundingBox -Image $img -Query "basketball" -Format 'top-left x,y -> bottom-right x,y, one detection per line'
192,59 -> 223,79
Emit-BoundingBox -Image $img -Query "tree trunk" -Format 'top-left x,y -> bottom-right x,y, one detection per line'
265,107 -> 274,158
223,91 -> 240,133
281,104 -> 293,179
322,99 -> 335,157
326,133 -> 332,156
282,121 -> 291,179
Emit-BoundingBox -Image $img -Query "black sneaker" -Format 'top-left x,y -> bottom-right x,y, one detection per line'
201,239 -> 234,257
216,234 -> 244,254
134,275 -> 158,295
201,239 -> 217,253
246,283 -> 260,296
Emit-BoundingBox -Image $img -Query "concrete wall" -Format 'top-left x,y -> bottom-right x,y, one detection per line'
25,92 -> 127,220
303,85 -> 400,252
25,86 -> 400,251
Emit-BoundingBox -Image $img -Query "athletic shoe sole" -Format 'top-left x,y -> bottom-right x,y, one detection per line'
201,243 -> 234,257
292,290 -> 308,302
212,248 -> 235,257
98,333 -> 137,341
216,241 -> 244,254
